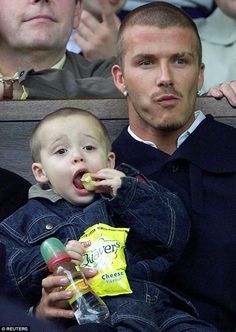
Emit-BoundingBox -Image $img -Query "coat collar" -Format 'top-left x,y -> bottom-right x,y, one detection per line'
171,115 -> 236,173
114,116 -> 236,174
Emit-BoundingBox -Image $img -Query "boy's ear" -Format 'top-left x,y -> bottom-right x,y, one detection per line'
107,152 -> 116,169
32,163 -> 48,183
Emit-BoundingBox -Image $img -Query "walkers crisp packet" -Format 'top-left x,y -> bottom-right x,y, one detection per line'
79,223 -> 132,297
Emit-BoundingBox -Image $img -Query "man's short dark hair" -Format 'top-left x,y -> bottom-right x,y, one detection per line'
117,1 -> 202,66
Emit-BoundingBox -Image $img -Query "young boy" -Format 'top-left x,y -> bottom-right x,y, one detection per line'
0,108 -> 217,331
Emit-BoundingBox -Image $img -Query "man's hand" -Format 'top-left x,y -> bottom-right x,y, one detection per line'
74,0 -> 121,61
207,81 -> 236,107
35,269 -> 97,320
35,275 -> 74,320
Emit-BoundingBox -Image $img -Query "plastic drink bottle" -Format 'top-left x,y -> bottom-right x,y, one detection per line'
40,237 -> 109,325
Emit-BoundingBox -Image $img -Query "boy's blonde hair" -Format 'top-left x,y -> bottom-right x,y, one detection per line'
30,107 -> 112,162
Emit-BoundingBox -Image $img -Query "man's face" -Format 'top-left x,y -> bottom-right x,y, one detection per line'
112,25 -> 204,135
215,0 -> 236,19
0,0 -> 81,52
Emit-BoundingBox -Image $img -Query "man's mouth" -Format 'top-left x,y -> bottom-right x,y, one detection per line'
155,94 -> 179,102
29,16 -> 53,22
23,14 -> 56,23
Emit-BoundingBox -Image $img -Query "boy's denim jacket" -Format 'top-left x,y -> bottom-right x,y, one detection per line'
0,164 -> 190,306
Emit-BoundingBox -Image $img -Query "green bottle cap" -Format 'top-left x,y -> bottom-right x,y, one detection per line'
40,237 -> 71,272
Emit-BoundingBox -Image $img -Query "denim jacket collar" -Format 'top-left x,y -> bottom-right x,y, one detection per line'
29,183 -> 62,202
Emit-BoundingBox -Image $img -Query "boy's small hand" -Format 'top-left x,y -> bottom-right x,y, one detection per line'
66,240 -> 91,266
91,168 -> 125,196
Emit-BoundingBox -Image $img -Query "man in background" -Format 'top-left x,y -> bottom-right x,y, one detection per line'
0,0 -> 120,100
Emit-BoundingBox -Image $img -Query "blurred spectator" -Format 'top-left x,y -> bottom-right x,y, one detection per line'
67,0 -> 127,57
0,0 -> 120,100
195,0 -> 236,93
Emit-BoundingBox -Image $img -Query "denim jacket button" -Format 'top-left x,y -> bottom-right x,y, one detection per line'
46,223 -> 53,230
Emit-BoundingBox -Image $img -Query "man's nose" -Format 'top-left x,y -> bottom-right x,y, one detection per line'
156,63 -> 173,88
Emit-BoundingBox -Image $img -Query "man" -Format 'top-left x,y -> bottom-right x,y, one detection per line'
111,2 -> 236,331
0,0 -> 121,99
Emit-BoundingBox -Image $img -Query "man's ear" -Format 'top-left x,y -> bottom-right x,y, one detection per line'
198,62 -> 205,91
107,152 -> 116,169
32,163 -> 48,184
73,0 -> 83,29
112,64 -> 127,96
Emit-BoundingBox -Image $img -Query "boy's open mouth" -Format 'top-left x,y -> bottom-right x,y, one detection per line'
73,169 -> 87,189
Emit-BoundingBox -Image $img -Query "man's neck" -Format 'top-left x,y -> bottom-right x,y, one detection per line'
129,111 -> 197,155
129,125 -> 182,155
0,47 -> 66,76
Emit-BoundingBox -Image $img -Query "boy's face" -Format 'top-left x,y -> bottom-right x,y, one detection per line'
32,114 -> 115,206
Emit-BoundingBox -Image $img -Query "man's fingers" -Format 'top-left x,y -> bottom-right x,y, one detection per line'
97,0 -> 114,16
42,275 -> 69,292
207,87 -> 223,99
95,0 -> 120,28
207,81 -> 236,107
46,307 -> 74,320
220,81 -> 236,107
80,10 -> 101,33
81,267 -> 98,278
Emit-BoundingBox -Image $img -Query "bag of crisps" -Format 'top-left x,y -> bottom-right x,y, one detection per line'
79,223 -> 132,297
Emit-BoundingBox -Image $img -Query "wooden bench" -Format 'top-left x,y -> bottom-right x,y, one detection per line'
0,97 -> 235,183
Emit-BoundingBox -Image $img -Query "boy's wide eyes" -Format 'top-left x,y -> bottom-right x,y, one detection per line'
83,145 -> 95,151
55,148 -> 67,155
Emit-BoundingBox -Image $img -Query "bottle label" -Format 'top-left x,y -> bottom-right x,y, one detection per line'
65,278 -> 89,305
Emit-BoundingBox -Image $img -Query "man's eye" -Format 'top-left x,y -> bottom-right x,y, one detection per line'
56,148 -> 67,155
140,58 -> 152,66
176,58 -> 187,65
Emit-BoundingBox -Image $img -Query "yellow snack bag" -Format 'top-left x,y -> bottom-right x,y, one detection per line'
79,223 -> 132,297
